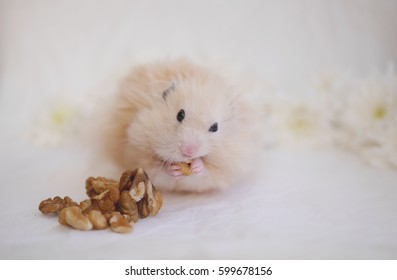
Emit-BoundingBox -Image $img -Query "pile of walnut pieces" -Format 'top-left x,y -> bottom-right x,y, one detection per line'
38,168 -> 163,234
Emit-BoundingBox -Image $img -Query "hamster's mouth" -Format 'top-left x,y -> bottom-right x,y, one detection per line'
182,159 -> 193,165
168,158 -> 197,176
168,158 -> 195,166
155,153 -> 200,165
156,155 -> 205,177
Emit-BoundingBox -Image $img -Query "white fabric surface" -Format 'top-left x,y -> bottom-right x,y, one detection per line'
1,0 -> 397,260
1,137 -> 397,259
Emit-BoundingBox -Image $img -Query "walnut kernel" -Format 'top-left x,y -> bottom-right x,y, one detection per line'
176,162 -> 192,176
135,174 -> 163,218
87,210 -> 109,230
109,212 -> 132,233
85,176 -> 119,200
59,206 -> 93,231
79,199 -> 92,212
39,196 -> 77,214
119,169 -> 138,192
40,168 -> 163,234
119,190 -> 139,223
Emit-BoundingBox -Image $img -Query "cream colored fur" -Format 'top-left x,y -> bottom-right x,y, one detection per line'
100,59 -> 259,192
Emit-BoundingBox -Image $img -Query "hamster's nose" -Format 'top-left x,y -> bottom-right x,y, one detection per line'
180,144 -> 197,158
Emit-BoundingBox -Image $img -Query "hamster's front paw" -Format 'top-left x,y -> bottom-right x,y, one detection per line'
167,163 -> 183,178
166,158 -> 204,178
190,158 -> 205,175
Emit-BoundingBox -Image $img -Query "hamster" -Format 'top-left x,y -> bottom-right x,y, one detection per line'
100,58 -> 259,192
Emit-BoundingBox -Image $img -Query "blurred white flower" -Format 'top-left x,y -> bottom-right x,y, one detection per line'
316,63 -> 397,169
265,94 -> 332,148
30,100 -> 81,147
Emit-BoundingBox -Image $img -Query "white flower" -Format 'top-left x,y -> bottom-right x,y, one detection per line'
265,94 -> 332,148
319,64 -> 397,169
30,101 -> 81,147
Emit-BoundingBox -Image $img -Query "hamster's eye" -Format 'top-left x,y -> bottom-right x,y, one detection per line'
209,122 -> 218,132
176,109 -> 185,122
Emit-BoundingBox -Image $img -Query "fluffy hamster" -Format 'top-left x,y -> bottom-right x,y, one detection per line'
101,59 -> 259,192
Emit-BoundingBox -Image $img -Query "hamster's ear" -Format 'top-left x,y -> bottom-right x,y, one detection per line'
162,82 -> 177,100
